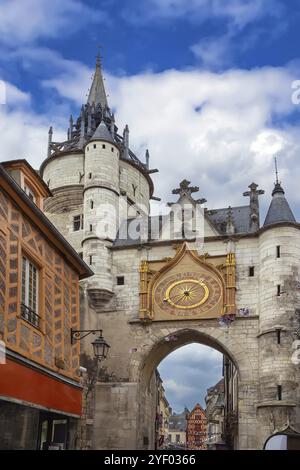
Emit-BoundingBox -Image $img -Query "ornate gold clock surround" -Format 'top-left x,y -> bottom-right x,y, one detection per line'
139,243 -> 236,322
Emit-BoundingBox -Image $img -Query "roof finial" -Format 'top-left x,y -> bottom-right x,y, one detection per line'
275,157 -> 279,184
96,44 -> 103,68
272,157 -> 285,196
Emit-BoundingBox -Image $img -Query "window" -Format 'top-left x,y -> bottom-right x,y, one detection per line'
89,173 -> 92,179
277,385 -> 282,401
277,246 -> 281,258
89,224 -> 93,232
277,285 -> 281,296
24,186 -> 36,203
90,200 -> 94,209
73,215 -> 83,231
117,276 -> 125,286
249,266 -> 255,277
93,144 -> 97,149
102,144 -> 106,149
78,252 -> 83,259
89,255 -> 93,265
87,146 -> 89,152
176,434 -> 180,443
111,147 -> 114,152
21,256 -> 40,328
276,329 -> 281,344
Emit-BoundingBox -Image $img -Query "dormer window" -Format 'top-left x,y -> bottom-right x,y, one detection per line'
24,185 -> 36,203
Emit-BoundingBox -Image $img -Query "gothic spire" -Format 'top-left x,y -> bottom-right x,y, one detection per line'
87,53 -> 108,108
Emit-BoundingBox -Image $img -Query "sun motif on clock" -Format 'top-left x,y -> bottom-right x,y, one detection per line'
164,279 -> 209,310
153,270 -> 222,317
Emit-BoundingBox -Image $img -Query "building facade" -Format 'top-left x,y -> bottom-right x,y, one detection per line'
0,160 -> 92,449
168,409 -> 188,449
205,379 -> 226,449
37,56 -> 300,450
155,371 -> 170,449
186,404 -> 207,450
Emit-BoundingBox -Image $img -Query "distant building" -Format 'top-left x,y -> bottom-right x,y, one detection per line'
205,379 -> 226,449
186,404 -> 207,450
0,160 -> 92,450
224,357 -> 239,449
168,408 -> 188,448
155,371 -> 171,449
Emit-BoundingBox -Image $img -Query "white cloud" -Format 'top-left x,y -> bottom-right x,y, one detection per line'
2,57 -> 300,220
124,0 -> 282,29
103,65 -> 300,216
0,0 -> 106,46
190,36 -> 232,70
0,80 -> 66,169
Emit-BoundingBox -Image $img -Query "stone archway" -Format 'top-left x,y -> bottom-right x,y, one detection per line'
129,320 -> 259,450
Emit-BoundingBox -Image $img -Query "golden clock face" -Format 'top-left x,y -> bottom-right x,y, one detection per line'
165,279 -> 209,309
153,271 -> 222,317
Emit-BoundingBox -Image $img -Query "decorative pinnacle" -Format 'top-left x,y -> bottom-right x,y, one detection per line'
172,179 -> 199,196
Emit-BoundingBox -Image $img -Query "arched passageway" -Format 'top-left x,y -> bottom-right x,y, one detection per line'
131,324 -> 258,450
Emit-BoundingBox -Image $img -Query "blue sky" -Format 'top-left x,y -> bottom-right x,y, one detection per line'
1,0 -> 300,412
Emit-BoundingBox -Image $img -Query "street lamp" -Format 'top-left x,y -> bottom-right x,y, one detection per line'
91,331 -> 110,361
71,328 -> 110,361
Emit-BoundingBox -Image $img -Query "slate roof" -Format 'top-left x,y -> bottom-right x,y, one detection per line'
264,183 -> 296,227
87,55 -> 108,108
169,409 -> 188,431
91,121 -> 115,144
206,206 -> 251,235
113,205 -> 252,247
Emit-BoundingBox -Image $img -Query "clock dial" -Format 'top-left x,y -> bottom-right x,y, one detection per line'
153,271 -> 222,317
164,279 -> 209,310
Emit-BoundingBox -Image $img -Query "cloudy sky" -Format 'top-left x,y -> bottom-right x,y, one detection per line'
158,344 -> 223,412
1,0 -> 300,411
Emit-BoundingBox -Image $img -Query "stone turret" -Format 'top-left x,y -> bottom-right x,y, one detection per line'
257,176 -> 299,444
40,55 -> 156,310
83,120 -> 120,307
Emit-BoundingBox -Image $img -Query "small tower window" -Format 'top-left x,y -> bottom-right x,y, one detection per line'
89,224 -> 93,232
102,144 -> 106,149
73,215 -> 83,232
89,255 -> 93,266
277,285 -> 281,296
277,385 -> 282,401
276,246 -> 281,258
117,276 -> 125,286
111,147 -> 114,152
89,173 -> 92,179
87,147 -> 89,152
276,329 -> 281,344
90,200 -> 94,209
93,144 -> 97,149
249,266 -> 255,277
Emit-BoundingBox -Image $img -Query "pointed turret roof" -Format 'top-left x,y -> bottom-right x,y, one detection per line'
264,181 -> 296,227
91,120 -> 115,144
87,55 -> 108,108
